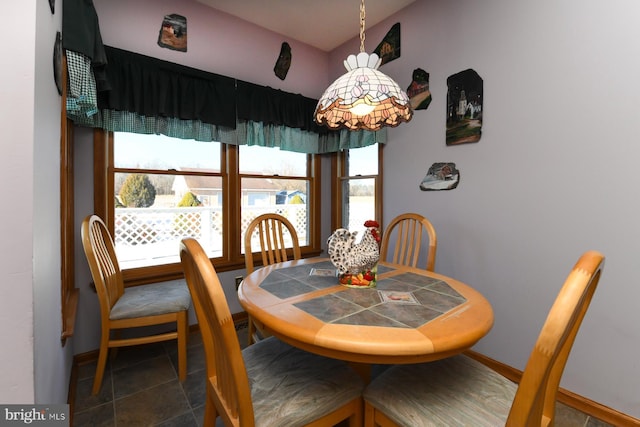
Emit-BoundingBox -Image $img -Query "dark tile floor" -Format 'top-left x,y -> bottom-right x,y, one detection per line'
72,322 -> 614,427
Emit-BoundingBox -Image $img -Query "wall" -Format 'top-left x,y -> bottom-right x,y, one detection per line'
73,0 -> 332,355
329,0 -> 640,417
93,0 -> 329,98
0,0 -> 70,405
32,0 -> 73,404
0,2 -> 37,403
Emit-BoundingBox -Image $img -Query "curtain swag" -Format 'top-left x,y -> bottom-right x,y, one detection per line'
66,45 -> 385,153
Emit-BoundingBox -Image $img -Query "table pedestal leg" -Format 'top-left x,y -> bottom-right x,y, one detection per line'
348,362 -> 372,384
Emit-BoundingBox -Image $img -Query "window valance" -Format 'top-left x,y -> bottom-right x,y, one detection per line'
67,45 -> 386,153
99,46 -> 237,128
236,81 -> 328,134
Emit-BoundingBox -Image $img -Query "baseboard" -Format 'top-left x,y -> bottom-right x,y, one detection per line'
465,350 -> 640,427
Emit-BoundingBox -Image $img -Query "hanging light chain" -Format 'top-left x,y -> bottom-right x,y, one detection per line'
359,0 -> 366,53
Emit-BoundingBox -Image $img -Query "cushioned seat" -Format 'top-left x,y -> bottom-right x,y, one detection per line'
180,237 -> 364,426
246,337 -> 364,426
109,281 -> 191,320
82,214 -> 190,395
363,250 -> 605,427
364,355 -> 516,426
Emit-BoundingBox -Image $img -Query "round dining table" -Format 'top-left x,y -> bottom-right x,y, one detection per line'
238,257 -> 494,380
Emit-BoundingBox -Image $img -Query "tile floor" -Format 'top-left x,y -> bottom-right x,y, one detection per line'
72,322 -> 614,427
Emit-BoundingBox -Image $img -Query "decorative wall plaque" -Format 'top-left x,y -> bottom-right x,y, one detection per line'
407,68 -> 432,111
274,42 -> 292,80
420,162 -> 460,191
374,23 -> 400,65
158,14 -> 187,52
446,69 -> 483,145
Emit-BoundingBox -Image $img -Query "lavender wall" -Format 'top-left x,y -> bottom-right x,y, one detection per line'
331,0 -> 640,418
0,1 -> 37,404
1,0 -> 71,405
93,0 -> 329,98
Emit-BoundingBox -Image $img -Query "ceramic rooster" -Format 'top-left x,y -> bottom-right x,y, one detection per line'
327,220 -> 381,276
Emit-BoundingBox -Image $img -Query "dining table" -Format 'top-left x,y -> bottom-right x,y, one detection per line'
237,257 -> 494,381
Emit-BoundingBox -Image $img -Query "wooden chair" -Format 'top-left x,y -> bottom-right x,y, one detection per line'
244,213 -> 301,345
180,238 -> 364,427
380,213 -> 437,271
81,215 -> 190,395
363,250 -> 605,427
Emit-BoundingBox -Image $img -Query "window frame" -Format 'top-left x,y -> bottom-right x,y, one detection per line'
331,143 -> 384,232
93,129 -> 323,285
60,50 -> 78,345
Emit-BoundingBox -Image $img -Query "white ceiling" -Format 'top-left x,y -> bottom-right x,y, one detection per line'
195,0 -> 416,52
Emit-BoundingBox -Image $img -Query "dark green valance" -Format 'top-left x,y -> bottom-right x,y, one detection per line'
67,45 -> 386,152
98,46 -> 237,128
236,81 -> 328,134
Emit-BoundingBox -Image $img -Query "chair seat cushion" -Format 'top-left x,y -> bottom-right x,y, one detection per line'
110,280 -> 191,320
244,337 -> 364,427
364,354 -> 517,427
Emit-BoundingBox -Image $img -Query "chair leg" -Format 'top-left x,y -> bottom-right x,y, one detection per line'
349,398 -> 364,427
109,329 -> 121,360
364,401 -> 375,427
364,401 -> 398,427
92,332 -> 110,395
247,316 -> 256,346
203,384 -> 217,426
177,310 -> 188,381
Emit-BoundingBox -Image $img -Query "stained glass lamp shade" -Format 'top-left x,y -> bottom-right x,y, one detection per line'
314,52 -> 413,131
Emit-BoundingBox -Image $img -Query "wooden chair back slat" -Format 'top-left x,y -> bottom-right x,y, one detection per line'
381,213 -> 437,271
244,213 -> 301,274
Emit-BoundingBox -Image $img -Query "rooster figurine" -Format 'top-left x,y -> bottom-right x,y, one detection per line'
327,220 -> 381,280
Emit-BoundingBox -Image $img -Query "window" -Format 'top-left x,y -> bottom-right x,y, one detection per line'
113,132 -> 223,269
332,144 -> 383,234
94,130 -> 321,283
239,145 -> 312,252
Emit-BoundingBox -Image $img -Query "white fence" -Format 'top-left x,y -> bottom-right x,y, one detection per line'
115,205 -> 307,269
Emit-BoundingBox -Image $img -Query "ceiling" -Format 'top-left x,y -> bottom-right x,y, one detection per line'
196,0 -> 416,52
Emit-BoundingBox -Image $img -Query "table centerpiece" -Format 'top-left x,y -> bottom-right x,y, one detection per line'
327,220 -> 381,288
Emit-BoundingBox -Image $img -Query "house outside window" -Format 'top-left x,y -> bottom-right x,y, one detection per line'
239,145 -> 312,252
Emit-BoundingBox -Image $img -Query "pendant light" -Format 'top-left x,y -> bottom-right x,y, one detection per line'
314,0 -> 413,131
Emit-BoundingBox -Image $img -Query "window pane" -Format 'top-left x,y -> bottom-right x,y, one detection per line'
114,172 -> 223,269
240,177 -> 309,253
347,144 -> 378,176
239,145 -> 307,176
342,177 -> 376,234
114,132 -> 221,172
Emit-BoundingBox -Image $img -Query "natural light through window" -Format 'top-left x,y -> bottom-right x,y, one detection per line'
110,134 -> 318,271
239,145 -> 311,252
342,144 -> 379,234
114,132 -> 222,269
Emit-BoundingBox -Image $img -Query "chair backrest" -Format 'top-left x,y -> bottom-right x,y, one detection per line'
180,238 -> 255,426
506,250 -> 605,426
81,215 -> 125,318
244,213 -> 301,274
380,213 -> 437,271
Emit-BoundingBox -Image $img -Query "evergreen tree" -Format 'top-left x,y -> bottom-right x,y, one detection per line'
178,192 -> 202,207
119,174 -> 156,207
